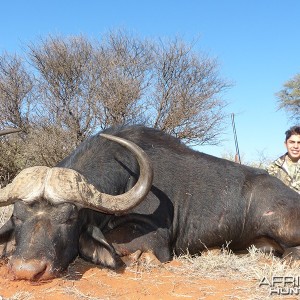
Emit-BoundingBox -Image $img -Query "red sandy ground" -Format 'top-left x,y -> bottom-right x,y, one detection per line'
0,258 -> 297,300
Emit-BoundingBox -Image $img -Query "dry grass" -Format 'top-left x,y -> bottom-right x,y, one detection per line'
2,248 -> 300,300
168,247 -> 300,299
173,246 -> 299,280
4,292 -> 34,300
119,247 -> 299,299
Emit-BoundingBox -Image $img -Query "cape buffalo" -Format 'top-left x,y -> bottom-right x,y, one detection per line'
0,125 -> 300,281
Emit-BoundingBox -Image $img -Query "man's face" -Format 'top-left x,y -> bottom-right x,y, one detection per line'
285,134 -> 300,162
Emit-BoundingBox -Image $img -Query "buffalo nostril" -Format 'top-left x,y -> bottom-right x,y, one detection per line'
9,258 -> 54,281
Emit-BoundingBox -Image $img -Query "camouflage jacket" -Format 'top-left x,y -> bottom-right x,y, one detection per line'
266,153 -> 300,193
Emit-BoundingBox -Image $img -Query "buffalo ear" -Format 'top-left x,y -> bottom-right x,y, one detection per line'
0,218 -> 16,257
79,225 -> 124,269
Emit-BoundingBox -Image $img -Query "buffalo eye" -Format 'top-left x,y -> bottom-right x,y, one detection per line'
54,203 -> 79,226
62,216 -> 77,225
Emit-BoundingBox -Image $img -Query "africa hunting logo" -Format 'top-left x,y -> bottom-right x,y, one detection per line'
259,276 -> 300,295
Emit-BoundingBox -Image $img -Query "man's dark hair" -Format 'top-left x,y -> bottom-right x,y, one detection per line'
285,126 -> 300,141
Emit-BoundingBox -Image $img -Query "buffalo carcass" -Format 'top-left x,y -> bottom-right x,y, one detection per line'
0,125 -> 300,281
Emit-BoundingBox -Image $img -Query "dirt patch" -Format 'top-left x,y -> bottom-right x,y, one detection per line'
0,259 -> 252,300
0,255 -> 298,300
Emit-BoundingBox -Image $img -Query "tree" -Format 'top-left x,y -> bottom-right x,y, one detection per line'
95,30 -> 153,127
149,37 -> 229,145
0,53 -> 33,131
276,73 -> 300,121
28,35 -> 99,143
0,53 -> 34,182
0,31 -> 231,186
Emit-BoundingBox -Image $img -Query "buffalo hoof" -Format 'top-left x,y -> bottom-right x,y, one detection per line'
121,250 -> 161,267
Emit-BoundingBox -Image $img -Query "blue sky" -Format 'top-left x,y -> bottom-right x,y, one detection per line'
1,0 -> 299,162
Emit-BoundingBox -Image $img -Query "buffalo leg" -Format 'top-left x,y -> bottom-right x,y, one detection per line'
105,226 -> 172,263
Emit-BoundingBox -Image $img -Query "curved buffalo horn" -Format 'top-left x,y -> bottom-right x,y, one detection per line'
0,134 -> 154,214
0,128 -> 22,136
43,134 -> 154,213
95,133 -> 154,213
